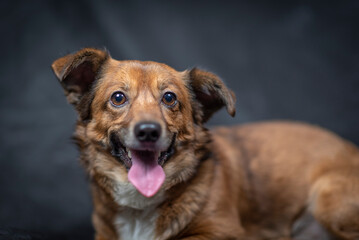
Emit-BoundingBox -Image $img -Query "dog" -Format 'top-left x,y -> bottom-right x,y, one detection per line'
52,48 -> 359,240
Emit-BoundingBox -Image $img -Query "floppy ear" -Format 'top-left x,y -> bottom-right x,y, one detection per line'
51,48 -> 109,105
188,68 -> 236,123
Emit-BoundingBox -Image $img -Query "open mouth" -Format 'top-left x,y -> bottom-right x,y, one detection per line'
110,134 -> 175,197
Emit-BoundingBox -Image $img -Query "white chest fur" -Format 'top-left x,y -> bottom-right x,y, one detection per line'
112,181 -> 165,240
115,206 -> 159,240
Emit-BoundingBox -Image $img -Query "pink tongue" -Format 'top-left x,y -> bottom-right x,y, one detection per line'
128,150 -> 165,198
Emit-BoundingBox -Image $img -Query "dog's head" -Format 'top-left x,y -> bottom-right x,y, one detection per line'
52,48 -> 235,199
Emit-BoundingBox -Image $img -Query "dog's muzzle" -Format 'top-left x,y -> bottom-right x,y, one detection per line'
109,128 -> 176,198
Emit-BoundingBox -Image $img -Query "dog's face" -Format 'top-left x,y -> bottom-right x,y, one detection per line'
89,60 -> 196,198
52,48 -> 235,200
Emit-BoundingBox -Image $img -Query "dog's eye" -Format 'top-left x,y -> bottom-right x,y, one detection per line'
162,92 -> 177,107
110,91 -> 127,107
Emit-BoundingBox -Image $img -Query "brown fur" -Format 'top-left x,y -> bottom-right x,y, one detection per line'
52,48 -> 359,240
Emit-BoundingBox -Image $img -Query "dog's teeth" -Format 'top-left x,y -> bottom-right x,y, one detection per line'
128,150 -> 132,159
126,147 -> 129,153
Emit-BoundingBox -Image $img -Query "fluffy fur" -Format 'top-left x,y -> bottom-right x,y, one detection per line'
52,48 -> 359,240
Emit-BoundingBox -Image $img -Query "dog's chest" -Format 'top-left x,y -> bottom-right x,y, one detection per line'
115,207 -> 158,240
110,178 -> 166,240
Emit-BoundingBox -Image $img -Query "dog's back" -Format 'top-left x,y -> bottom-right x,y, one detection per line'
208,121 -> 359,239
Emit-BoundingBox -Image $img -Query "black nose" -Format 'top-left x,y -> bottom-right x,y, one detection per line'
134,122 -> 161,142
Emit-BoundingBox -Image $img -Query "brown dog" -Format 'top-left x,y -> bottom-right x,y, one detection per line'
52,48 -> 359,240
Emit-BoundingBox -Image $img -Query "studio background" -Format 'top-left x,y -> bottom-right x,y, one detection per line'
1,0 -> 358,239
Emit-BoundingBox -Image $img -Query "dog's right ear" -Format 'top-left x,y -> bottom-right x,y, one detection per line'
51,48 -> 109,105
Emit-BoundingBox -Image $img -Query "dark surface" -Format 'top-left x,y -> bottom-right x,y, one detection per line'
1,0 -> 358,239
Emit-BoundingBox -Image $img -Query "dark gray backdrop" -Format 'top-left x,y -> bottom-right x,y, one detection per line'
1,0 -> 358,239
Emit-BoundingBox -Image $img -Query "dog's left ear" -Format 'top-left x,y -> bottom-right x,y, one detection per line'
188,68 -> 236,123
